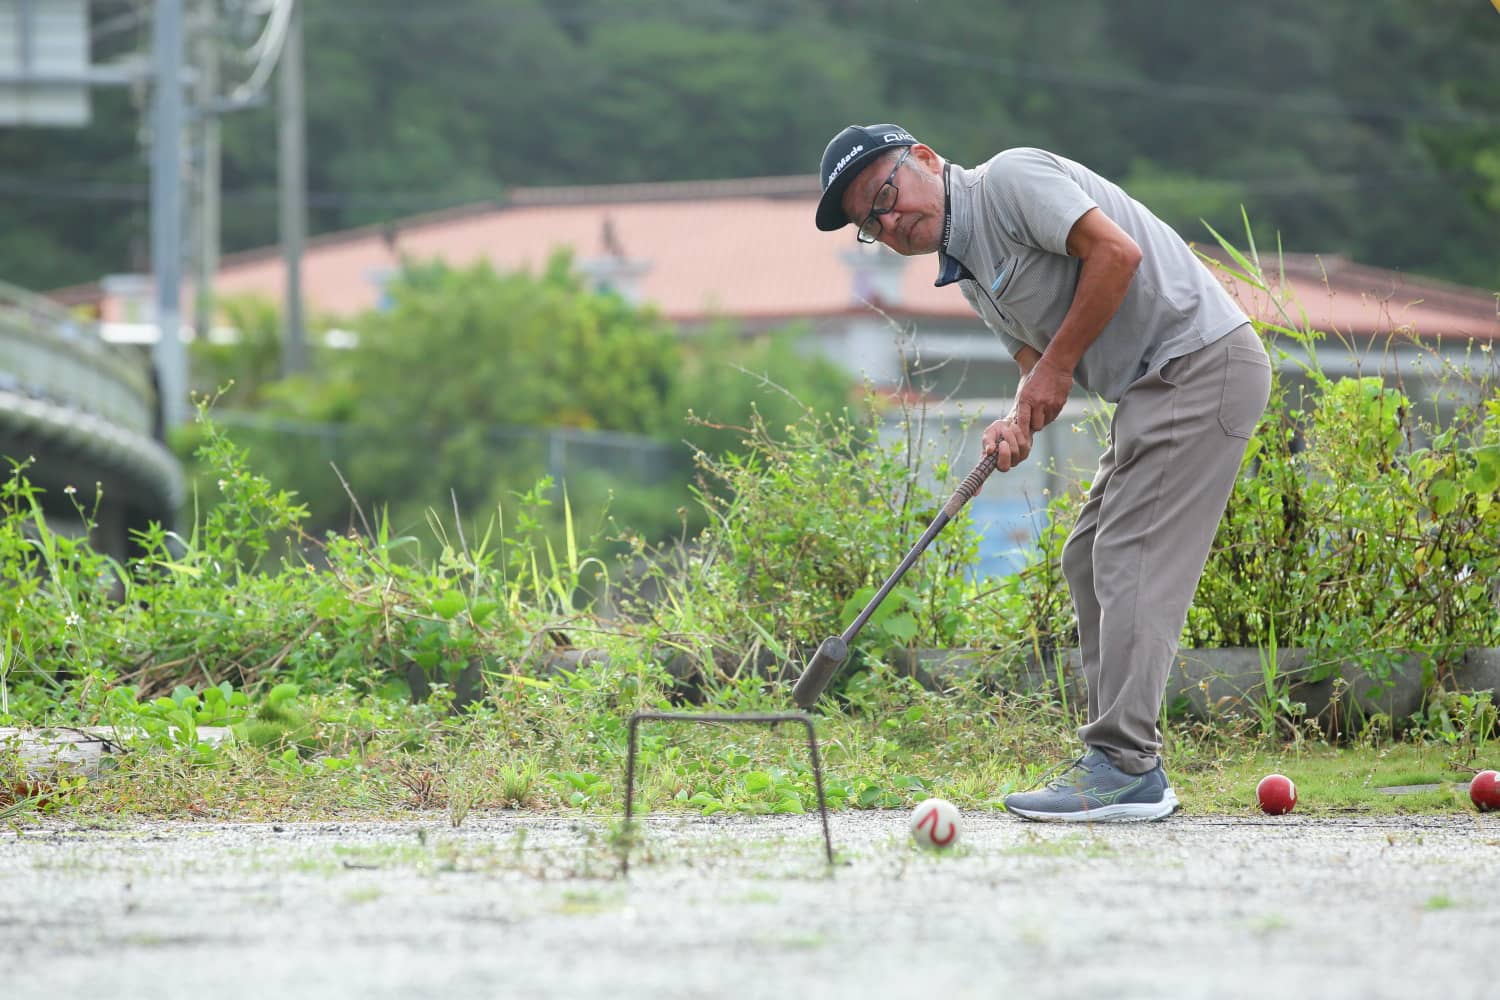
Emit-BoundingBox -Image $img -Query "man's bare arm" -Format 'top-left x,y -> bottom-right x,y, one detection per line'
981,346 -> 1041,470
1014,208 -> 1140,432
983,211 -> 1139,466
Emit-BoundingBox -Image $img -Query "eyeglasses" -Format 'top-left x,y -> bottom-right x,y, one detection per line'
855,148 -> 911,244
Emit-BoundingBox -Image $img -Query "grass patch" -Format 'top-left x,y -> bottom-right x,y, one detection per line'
2,348 -> 1495,831
1170,743 -> 1482,815
332,843 -> 434,870
2,684 -> 1492,826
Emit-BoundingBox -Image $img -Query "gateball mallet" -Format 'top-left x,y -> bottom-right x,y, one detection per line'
793,449 -> 1001,708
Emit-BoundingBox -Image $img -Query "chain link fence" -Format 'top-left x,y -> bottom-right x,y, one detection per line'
209,411 -> 696,539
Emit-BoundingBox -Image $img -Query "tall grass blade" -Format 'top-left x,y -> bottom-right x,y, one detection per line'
563,488 -> 578,576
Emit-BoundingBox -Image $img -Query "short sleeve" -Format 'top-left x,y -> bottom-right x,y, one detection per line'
985,148 -> 1098,256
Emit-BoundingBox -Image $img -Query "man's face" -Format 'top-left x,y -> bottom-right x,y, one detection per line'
839,144 -> 944,256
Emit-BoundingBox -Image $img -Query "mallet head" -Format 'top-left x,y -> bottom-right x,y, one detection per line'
792,636 -> 848,709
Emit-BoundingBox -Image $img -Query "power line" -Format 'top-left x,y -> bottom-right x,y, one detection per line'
0,171 -> 495,208
0,174 -> 146,203
228,0 -> 294,103
296,3 -> 683,27
0,168 -> 1482,208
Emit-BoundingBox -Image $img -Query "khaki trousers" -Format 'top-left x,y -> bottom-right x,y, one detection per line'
1064,323 -> 1271,774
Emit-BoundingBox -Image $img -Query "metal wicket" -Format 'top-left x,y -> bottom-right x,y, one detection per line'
620,711 -> 834,873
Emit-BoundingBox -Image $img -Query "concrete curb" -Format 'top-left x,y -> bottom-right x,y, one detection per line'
1,726 -> 233,781
516,644 -> 1497,727
889,646 -> 1499,725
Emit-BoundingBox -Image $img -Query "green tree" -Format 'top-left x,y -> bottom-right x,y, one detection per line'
221,0 -> 590,245
5,1 -> 1499,297
0,86 -> 147,289
192,256 -> 852,544
190,295 -> 285,408
322,255 -> 677,523
1394,0 -> 1500,286
671,325 -> 855,460
564,16 -> 876,182
352,255 -> 678,434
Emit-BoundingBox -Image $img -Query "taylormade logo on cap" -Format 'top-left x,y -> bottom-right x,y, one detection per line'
815,123 -> 920,232
827,144 -> 866,184
825,132 -> 917,186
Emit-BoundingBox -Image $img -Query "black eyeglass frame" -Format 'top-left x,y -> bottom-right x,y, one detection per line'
855,147 -> 912,244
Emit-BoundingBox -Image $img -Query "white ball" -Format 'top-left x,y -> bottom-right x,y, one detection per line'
909,797 -> 961,850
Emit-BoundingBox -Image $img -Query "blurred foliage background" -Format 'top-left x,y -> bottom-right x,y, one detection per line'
1,0 -> 1497,291
180,253 -> 855,543
2,0 -> 1497,547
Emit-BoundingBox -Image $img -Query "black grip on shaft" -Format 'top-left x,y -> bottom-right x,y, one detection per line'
792,636 -> 848,708
942,451 -> 999,517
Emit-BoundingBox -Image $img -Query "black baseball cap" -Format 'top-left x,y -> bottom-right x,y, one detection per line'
815,123 -> 919,232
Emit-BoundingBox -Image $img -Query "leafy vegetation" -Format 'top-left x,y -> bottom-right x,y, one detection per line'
3,222 -> 1498,823
4,325 -> 1498,826
181,255 -> 854,544
1009,228 -> 1500,670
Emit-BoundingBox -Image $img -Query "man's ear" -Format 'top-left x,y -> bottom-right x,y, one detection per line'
908,143 -> 942,172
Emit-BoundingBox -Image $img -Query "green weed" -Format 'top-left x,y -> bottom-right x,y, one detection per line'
0,326 -> 1495,826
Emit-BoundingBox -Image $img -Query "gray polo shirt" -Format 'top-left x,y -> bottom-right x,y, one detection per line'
938,148 -> 1249,402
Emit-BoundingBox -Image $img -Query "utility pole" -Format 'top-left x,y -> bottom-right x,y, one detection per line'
192,0 -> 221,344
151,0 -> 188,430
278,0 -> 307,375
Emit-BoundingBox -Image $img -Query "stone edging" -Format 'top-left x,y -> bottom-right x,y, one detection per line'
528,645 -> 1497,726
889,647 -> 1500,724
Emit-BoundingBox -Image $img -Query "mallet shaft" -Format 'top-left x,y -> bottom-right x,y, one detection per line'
791,451 -> 1000,708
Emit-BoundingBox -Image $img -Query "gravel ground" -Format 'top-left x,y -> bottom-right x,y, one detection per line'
3,810 -> 1497,999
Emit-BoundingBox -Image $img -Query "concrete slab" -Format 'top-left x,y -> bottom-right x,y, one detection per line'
1,811 -> 1496,999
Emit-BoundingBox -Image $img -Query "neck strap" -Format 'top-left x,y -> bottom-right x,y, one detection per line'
941,161 -> 953,252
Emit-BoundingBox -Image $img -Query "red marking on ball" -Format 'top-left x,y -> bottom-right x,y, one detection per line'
1256,773 -> 1297,815
1471,770 -> 1500,812
916,805 -> 957,846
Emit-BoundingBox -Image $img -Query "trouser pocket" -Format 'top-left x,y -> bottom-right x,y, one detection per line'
1218,342 -> 1272,439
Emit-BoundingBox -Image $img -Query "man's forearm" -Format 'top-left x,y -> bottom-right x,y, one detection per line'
1042,244 -> 1139,372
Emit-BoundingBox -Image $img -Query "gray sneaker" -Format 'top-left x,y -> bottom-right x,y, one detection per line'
1004,748 -> 1179,823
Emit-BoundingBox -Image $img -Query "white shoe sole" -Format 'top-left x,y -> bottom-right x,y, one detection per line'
1007,788 -> 1180,823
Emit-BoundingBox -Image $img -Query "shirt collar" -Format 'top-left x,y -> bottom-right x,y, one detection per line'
934,161 -> 975,287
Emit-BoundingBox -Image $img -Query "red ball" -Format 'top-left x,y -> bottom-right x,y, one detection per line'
1471,770 -> 1500,812
1256,773 -> 1297,815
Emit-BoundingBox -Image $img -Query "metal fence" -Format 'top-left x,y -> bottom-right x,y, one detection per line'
211,411 -> 694,504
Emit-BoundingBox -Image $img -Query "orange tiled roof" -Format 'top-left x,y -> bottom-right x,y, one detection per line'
1198,249 -> 1499,344
204,179 -> 974,325
58,174 -> 1500,342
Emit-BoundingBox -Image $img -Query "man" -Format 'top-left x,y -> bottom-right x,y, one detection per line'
815,124 -> 1271,822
